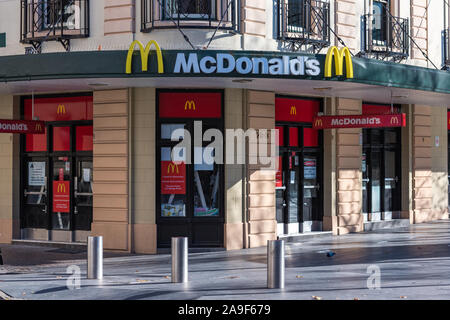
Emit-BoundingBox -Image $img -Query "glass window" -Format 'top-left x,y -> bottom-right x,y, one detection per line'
303,128 -> 318,147
165,0 -> 214,20
53,126 -> 71,151
289,127 -> 299,147
287,0 -> 306,32
161,124 -> 185,140
26,128 -> 47,152
194,147 -> 220,217
76,126 -> 93,151
372,0 -> 388,43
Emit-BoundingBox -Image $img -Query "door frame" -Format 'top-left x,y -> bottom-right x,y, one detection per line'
155,89 -> 225,248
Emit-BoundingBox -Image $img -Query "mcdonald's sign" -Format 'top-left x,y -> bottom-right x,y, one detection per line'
0,119 -> 45,134
290,106 -> 297,116
53,181 -> 70,213
312,114 -> 406,129
185,101 -> 196,111
57,104 -> 66,115
126,40 -> 164,74
161,161 -> 186,194
324,46 -> 354,79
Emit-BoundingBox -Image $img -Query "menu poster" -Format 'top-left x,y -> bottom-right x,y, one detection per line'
28,162 -> 46,186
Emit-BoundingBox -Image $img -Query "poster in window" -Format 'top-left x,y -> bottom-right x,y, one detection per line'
53,181 -> 70,213
304,159 -> 317,179
276,156 -> 282,187
161,161 -> 186,195
28,162 -> 46,186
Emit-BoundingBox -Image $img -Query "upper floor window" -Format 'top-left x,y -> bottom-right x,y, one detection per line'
278,0 -> 330,53
141,0 -> 240,32
443,29 -> 450,70
360,0 -> 409,61
20,0 -> 90,52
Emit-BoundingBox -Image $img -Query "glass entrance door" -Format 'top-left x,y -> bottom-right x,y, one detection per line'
302,154 -> 321,231
52,157 -> 71,230
22,157 -> 49,229
74,158 -> 93,230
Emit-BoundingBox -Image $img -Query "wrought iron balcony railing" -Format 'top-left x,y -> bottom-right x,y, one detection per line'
20,0 -> 90,52
361,13 -> 409,61
141,0 -> 240,32
443,29 -> 450,70
278,0 -> 330,52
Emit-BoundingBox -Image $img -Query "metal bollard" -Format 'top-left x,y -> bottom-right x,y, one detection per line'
87,236 -> 103,280
267,240 -> 285,289
171,237 -> 188,283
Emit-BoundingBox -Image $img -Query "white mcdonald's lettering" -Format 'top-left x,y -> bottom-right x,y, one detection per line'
331,117 -> 382,127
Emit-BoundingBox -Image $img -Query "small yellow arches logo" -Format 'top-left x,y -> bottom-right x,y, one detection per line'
57,183 -> 66,193
126,40 -> 164,74
324,46 -> 354,79
57,104 -> 66,115
290,106 -> 297,116
185,101 -> 196,111
390,117 -> 399,125
167,163 -> 179,174
314,118 -> 323,127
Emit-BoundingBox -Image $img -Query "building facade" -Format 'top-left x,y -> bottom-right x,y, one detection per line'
0,0 -> 449,253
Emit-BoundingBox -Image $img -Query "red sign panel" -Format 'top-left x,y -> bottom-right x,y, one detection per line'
159,92 -> 222,118
276,156 -> 282,188
313,114 -> 406,129
24,96 -> 93,122
0,119 -> 45,134
161,161 -> 186,194
275,97 -> 319,123
53,181 -> 70,213
447,111 -> 450,130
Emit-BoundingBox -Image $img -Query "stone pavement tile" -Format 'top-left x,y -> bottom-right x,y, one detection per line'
0,220 -> 449,300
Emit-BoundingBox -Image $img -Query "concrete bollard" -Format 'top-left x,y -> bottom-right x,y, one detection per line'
171,237 -> 188,283
87,236 -> 103,280
267,240 -> 285,289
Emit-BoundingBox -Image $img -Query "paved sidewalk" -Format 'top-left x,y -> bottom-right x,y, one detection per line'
1,220 -> 450,300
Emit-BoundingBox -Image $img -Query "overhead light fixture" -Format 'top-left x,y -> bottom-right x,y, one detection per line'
88,82 -> 110,87
232,79 -> 253,83
313,87 -> 333,91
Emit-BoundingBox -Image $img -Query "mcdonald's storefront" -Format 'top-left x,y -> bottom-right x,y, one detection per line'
0,45 -> 450,253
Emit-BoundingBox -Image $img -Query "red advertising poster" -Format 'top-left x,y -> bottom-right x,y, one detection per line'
313,114 -> 406,129
447,111 -> 450,130
159,92 -> 222,119
53,181 -> 70,213
275,97 -> 320,123
161,161 -> 186,194
276,156 -> 282,188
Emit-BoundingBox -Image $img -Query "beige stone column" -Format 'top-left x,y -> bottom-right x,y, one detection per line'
431,107 -> 449,220
410,0 -> 428,62
130,88 -> 157,254
246,90 -> 277,248
335,98 -> 363,235
323,97 -> 337,233
91,89 -> 130,251
0,95 -> 14,243
412,105 -> 433,223
224,89 -> 246,250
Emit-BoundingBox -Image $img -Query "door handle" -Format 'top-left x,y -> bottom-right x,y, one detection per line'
74,206 -> 78,215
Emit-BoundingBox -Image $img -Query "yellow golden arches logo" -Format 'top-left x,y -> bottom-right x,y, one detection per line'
125,40 -> 164,74
324,46 -> 354,79
290,106 -> 297,115
35,123 -> 42,132
390,116 -> 399,125
167,163 -> 179,174
57,104 -> 66,115
314,118 -> 323,127
57,183 -> 66,193
185,100 -> 196,111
